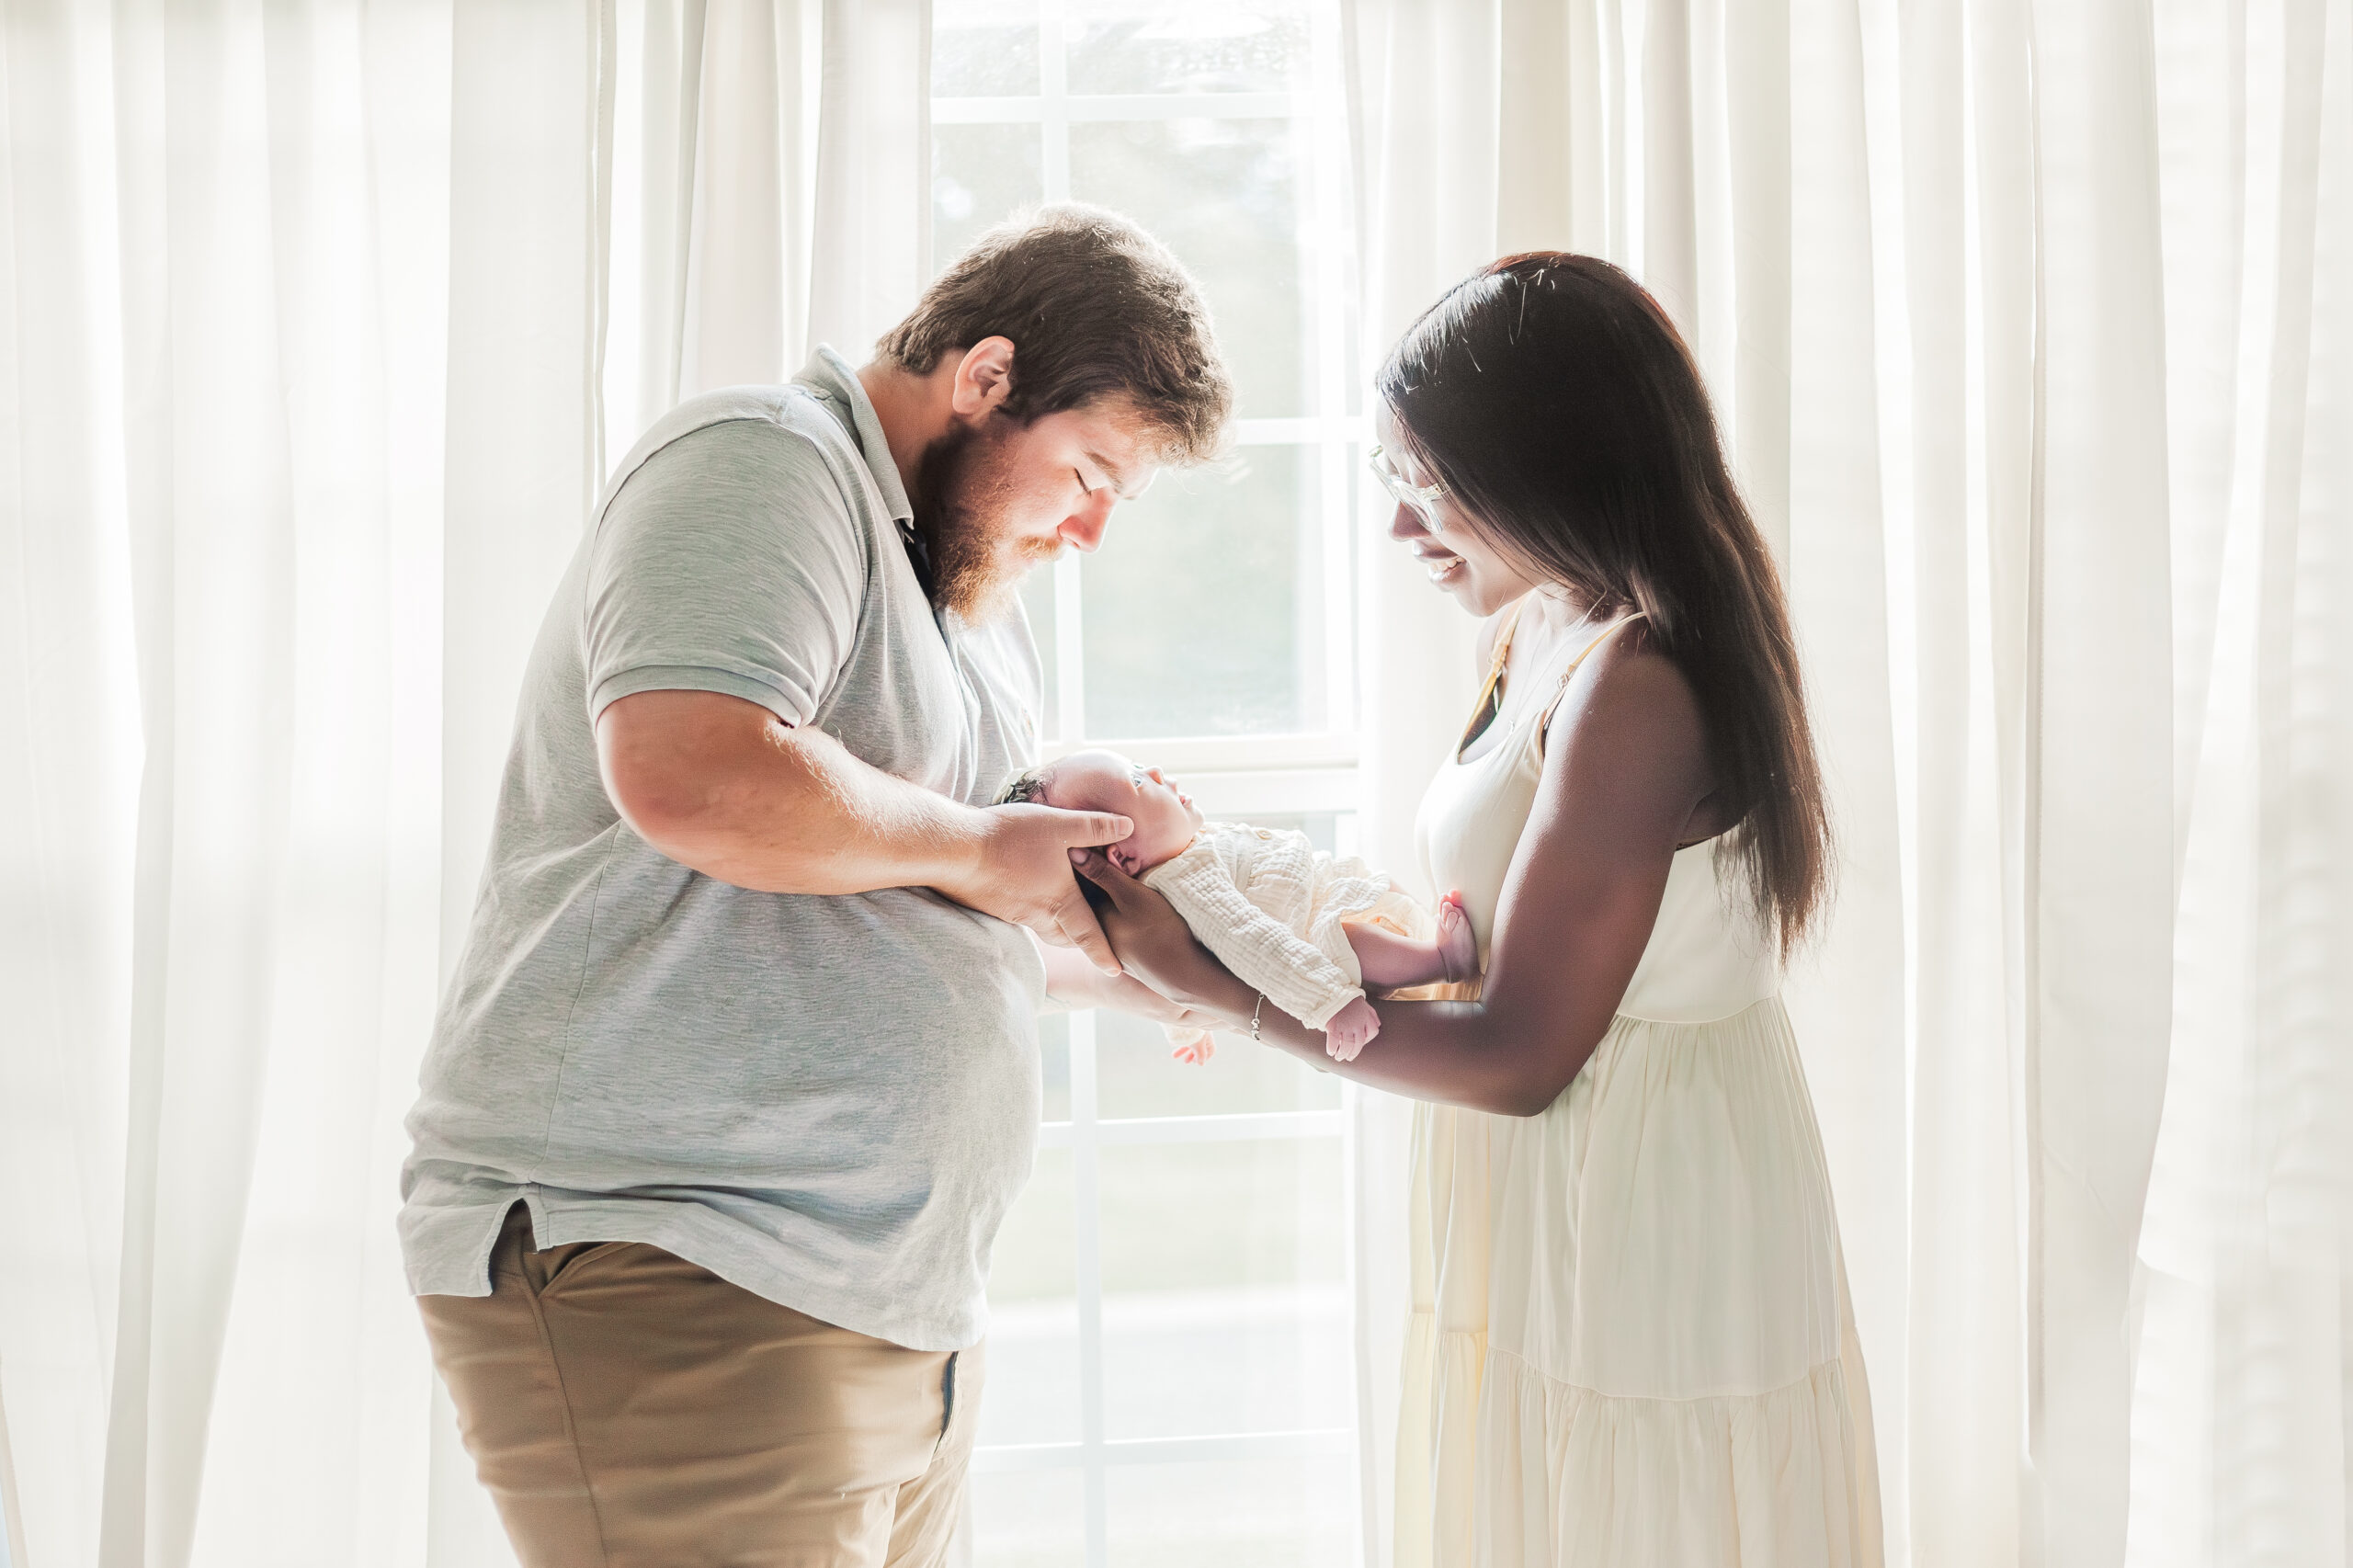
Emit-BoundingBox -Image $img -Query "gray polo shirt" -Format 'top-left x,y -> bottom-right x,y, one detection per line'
400,347 -> 1045,1351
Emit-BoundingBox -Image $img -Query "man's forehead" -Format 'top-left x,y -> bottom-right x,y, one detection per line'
1083,447 -> 1156,501
1046,403 -> 1160,497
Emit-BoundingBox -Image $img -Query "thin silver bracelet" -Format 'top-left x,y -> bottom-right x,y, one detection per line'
1249,993 -> 1267,1042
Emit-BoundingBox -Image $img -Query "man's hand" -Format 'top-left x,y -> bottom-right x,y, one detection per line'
941,805 -> 1135,973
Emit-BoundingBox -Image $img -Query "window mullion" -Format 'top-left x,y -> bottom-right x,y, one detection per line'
1069,1006 -> 1109,1567
1040,0 -> 1070,202
1040,21 -> 1102,1564
1052,553 -> 1086,744
1040,0 -> 1082,748
1309,1 -> 1360,744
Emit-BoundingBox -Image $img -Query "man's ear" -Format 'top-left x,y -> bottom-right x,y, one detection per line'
951,336 -> 1017,418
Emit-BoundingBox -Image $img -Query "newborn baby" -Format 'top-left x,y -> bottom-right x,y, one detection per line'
1000,749 -> 1476,1060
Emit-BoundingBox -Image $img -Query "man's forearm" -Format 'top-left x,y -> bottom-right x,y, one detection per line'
1036,937 -> 1231,1028
599,689 -> 985,896
600,688 -> 1135,971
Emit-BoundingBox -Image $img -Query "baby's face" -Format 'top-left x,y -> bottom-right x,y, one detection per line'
1043,749 -> 1204,873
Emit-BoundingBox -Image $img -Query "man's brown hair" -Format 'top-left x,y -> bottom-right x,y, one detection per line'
876,204 -> 1233,462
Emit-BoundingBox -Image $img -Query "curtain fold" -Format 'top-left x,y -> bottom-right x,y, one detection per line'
0,1 -> 930,1562
1337,11 -> 1495,1546
1342,1 -> 2353,1564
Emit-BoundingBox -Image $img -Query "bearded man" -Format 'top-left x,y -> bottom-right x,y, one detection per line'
400,206 -> 1231,1567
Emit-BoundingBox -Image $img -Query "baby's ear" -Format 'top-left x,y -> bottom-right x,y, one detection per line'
1108,844 -> 1138,875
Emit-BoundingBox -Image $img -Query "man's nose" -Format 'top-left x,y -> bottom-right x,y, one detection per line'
1061,492 -> 1115,553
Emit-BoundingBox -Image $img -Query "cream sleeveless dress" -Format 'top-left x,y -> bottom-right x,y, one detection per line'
1394,608 -> 1882,1568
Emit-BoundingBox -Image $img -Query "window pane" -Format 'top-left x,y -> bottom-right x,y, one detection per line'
1097,1140 -> 1345,1292
1095,1005 -> 1340,1119
981,1146 -> 1081,1446
935,122 -> 1044,275
1097,1138 -> 1347,1438
1082,445 -> 1312,738
934,1 -> 1042,96
972,1469 -> 1086,1568
1106,1456 -> 1355,1567
1068,119 -> 1307,418
1101,1279 -> 1352,1439
1018,562 -> 1060,744
1066,2 -> 1313,96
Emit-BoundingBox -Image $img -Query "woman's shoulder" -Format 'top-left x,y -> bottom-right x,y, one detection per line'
1544,621 -> 1711,782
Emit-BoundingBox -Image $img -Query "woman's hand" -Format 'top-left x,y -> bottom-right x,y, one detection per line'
1068,849 -> 1245,1024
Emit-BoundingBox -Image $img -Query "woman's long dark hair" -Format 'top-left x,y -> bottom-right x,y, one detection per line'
1379,253 -> 1831,954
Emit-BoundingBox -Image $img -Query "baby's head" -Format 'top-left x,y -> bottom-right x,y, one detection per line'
998,749 -> 1205,874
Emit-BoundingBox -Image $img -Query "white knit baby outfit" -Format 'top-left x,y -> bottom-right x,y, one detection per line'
1139,822 -> 1428,1053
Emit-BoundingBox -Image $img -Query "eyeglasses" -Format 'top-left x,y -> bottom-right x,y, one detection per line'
1369,443 -> 1447,532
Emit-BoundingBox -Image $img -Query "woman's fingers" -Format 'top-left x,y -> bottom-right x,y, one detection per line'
1071,847 -> 1142,905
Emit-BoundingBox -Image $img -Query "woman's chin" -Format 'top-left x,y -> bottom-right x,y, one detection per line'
1414,551 -> 1512,616
1441,568 -> 1508,616
1422,554 -> 1478,599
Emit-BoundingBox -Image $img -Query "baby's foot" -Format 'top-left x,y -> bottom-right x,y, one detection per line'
1324,996 -> 1381,1062
1436,891 -> 1479,983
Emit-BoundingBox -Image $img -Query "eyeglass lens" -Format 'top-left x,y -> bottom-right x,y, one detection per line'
1370,446 -> 1443,531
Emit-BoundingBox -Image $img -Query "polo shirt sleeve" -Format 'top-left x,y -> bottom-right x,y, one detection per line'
583,417 -> 871,727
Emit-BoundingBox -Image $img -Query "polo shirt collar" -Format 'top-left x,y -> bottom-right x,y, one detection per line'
795,345 -> 915,527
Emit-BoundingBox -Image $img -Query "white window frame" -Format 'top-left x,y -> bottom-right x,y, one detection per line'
934,6 -> 1370,1565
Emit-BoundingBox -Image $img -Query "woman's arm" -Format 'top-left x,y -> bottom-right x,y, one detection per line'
1077,637 -> 1717,1116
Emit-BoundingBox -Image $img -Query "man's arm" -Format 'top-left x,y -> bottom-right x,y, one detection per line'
1034,938 -> 1222,1028
597,688 -> 1133,971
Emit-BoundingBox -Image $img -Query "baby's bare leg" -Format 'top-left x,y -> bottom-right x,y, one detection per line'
1343,892 -> 1478,987
1345,922 -> 1450,986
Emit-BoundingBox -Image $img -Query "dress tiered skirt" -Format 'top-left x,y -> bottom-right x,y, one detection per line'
1393,997 -> 1883,1568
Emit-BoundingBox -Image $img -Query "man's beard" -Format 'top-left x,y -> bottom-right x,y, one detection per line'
910,418 -> 1059,622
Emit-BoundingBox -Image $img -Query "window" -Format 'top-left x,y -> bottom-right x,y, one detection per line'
931,4 -> 1369,1563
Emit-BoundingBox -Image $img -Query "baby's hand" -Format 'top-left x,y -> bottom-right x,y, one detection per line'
1324,996 -> 1381,1062
1171,1035 -> 1216,1065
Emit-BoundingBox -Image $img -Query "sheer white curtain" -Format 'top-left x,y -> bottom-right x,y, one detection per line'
1342,1 -> 2352,1565
0,2 -> 927,1563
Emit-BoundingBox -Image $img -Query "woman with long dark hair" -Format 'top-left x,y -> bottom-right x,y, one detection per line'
1077,255 -> 1881,1564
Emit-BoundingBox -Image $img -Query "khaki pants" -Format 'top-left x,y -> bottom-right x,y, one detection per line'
419,1206 -> 981,1568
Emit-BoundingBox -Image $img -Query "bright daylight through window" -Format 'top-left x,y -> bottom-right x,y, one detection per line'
930,3 -> 1366,1564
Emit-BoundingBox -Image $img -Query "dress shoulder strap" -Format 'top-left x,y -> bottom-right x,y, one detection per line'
1487,597 -> 1531,680
1553,610 -> 1649,691
1536,611 -> 1650,745
1451,597 -> 1533,760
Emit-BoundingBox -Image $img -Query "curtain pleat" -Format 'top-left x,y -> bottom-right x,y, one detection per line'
1779,0 -> 1903,1555
1,4 -> 141,1562
2129,2 -> 2353,1561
